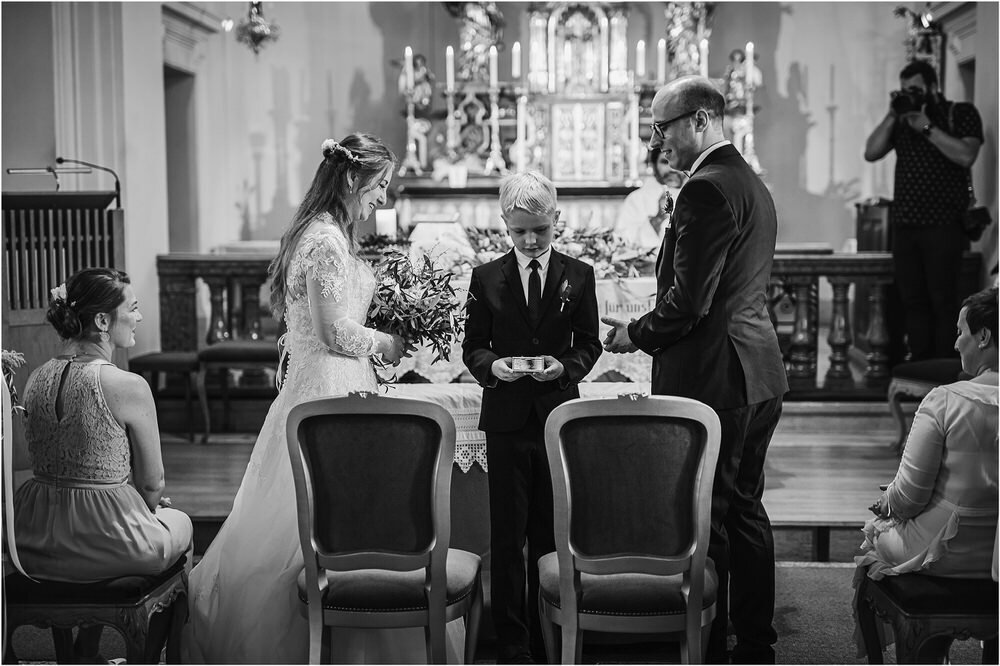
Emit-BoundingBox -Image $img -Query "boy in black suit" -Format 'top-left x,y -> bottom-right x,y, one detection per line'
463,171 -> 602,663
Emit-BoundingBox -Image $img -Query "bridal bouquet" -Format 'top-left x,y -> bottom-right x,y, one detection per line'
367,249 -> 468,383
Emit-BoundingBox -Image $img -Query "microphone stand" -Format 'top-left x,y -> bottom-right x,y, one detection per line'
56,157 -> 121,209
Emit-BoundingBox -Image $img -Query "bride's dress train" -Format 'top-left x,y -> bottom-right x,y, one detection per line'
182,222 -> 464,663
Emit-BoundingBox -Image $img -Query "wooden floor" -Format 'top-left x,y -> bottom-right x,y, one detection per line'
161,401 -> 907,527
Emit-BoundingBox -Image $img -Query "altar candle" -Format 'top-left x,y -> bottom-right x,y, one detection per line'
445,45 -> 455,92
511,41 -> 521,79
745,41 -> 754,89
489,45 -> 498,88
657,38 -> 666,84
699,39 -> 709,77
635,40 -> 645,79
404,45 -> 414,91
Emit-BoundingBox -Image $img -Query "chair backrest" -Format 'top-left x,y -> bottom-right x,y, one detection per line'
286,392 -> 457,575
545,394 -> 721,579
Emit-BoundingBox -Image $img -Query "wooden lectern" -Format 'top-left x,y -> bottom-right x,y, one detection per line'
2,191 -> 125,395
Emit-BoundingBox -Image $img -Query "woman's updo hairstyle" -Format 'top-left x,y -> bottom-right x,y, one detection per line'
46,268 -> 130,340
962,286 -> 998,348
268,133 -> 396,318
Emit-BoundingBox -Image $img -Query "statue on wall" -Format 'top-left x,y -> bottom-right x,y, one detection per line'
664,1 -> 714,79
443,2 -> 505,84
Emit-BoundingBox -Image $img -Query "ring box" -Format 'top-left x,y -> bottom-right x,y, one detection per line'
511,356 -> 545,373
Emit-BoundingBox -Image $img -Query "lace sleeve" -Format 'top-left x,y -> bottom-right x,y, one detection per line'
299,228 -> 386,358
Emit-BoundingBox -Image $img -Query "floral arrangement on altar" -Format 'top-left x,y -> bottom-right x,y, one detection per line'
366,249 -> 468,385
455,224 -> 655,279
553,224 -> 657,279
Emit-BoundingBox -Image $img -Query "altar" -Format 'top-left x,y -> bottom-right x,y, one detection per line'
386,276 -> 659,384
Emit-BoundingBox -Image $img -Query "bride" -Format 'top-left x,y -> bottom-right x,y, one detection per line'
182,134 -> 463,663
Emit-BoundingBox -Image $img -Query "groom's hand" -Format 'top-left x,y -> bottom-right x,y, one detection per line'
601,316 -> 638,354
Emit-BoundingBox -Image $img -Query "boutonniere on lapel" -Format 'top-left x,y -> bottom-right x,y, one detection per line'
558,279 -> 572,312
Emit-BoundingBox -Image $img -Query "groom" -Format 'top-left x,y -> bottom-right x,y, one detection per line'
603,75 -> 788,664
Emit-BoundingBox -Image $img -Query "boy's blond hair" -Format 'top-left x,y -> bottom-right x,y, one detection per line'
499,171 -> 558,216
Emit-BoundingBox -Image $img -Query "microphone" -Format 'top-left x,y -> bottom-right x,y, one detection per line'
56,157 -> 121,209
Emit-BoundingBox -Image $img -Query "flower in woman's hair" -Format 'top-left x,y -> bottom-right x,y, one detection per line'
50,283 -> 67,303
558,279 -> 572,312
321,138 -> 359,164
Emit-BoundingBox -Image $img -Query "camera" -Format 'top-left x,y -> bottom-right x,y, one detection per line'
890,89 -> 928,115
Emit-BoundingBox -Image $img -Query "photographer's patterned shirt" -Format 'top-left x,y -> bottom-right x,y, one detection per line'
890,101 -> 983,227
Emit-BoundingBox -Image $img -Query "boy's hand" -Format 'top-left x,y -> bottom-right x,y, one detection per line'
601,316 -> 638,354
491,358 -> 519,382
530,356 -> 564,382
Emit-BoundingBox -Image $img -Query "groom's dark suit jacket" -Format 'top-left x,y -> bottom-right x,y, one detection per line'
628,143 -> 788,409
463,249 -> 602,432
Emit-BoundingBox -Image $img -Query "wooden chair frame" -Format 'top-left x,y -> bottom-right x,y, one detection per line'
540,394 -> 721,664
285,392 -> 482,664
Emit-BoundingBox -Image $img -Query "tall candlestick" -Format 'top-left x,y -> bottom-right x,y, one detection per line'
635,40 -> 645,79
489,44 -> 498,88
745,41 -> 754,90
445,45 -> 455,92
404,45 -> 414,91
657,38 -> 666,84
511,41 -> 521,79
699,39 -> 709,77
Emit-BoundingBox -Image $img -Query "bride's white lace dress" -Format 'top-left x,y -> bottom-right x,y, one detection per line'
182,218 -> 464,664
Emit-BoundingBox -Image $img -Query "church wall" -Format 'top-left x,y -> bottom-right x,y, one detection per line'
2,2 -> 997,358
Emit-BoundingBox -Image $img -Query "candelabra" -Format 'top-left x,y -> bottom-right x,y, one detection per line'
398,88 -> 423,177
482,87 -> 507,176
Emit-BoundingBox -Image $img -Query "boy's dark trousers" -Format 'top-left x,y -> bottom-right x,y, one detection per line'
486,407 -> 554,663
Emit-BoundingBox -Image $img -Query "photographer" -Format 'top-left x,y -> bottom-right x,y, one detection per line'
865,59 -> 983,361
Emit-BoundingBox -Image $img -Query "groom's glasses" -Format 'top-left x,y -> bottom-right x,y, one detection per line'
649,110 -> 700,145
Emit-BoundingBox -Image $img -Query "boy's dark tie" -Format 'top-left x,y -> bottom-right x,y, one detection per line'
527,259 -> 541,321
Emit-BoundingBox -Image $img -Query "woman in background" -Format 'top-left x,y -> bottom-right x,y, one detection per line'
13,268 -> 192,662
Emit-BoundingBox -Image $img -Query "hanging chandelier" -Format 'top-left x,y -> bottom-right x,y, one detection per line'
234,1 -> 280,55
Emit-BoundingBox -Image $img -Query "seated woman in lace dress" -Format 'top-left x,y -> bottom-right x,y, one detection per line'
12,268 -> 193,662
853,286 -> 998,652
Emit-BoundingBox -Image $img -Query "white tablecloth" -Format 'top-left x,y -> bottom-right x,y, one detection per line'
391,382 -> 651,473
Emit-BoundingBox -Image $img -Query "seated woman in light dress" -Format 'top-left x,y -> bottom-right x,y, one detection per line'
854,286 -> 998,651
13,268 -> 193,662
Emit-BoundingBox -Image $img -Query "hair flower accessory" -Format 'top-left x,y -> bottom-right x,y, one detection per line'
321,138 -> 360,164
558,279 -> 572,312
50,283 -> 67,303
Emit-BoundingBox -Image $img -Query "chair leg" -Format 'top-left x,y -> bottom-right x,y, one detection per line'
907,633 -> 953,665
855,577 -> 884,664
196,366 -> 211,445
464,575 -> 483,664
560,619 -> 581,665
538,596 -> 558,666
165,595 -> 188,664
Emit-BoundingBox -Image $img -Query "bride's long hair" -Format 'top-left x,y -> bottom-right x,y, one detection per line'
268,133 -> 396,319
